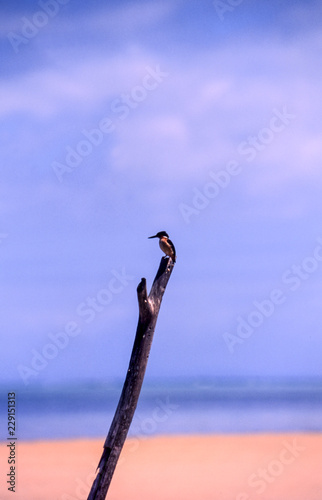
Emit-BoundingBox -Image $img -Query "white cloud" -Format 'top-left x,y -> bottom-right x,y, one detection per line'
1,1 -> 176,38
2,4 -> 322,197
0,51 -> 165,118
77,2 -> 176,35
44,1 -> 177,39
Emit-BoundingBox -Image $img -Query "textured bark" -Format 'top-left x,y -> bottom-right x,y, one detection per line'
87,256 -> 175,499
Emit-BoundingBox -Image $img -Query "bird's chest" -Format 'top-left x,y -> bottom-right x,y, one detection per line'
159,238 -> 170,254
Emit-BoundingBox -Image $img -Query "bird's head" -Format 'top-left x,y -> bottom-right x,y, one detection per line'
148,231 -> 169,239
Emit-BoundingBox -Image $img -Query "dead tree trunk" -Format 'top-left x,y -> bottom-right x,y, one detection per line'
87,256 -> 175,500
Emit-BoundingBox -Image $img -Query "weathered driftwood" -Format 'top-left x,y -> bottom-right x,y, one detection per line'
87,256 -> 175,500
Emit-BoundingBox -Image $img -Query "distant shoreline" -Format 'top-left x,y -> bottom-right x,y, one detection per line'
2,378 -> 322,440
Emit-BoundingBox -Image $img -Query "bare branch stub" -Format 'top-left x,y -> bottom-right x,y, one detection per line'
87,256 -> 175,500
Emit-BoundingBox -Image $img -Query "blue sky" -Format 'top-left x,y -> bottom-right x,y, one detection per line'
1,0 -> 322,387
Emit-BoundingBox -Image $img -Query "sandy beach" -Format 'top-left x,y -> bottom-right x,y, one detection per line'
1,433 -> 321,499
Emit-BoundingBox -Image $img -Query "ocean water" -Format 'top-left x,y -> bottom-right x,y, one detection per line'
2,379 -> 322,441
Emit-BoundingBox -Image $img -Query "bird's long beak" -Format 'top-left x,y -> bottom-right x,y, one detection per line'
148,234 -> 158,239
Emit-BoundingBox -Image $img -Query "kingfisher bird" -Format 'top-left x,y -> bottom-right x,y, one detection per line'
148,231 -> 176,262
